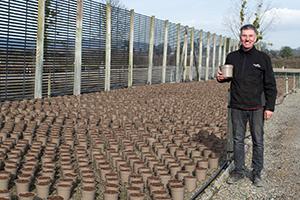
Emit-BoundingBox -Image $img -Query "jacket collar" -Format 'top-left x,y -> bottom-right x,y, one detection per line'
239,45 -> 257,55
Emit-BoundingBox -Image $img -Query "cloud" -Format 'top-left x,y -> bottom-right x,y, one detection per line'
266,8 -> 300,30
264,8 -> 300,49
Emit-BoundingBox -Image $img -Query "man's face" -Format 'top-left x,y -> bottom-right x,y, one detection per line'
240,29 -> 257,50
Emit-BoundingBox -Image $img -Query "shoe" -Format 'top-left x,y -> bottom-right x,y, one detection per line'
227,172 -> 244,184
252,173 -> 263,187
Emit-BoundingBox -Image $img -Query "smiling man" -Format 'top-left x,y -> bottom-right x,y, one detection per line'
216,24 -> 277,187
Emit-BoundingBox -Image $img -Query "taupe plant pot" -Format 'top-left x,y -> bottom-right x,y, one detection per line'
4,161 -> 17,176
147,159 -> 159,171
147,176 -> 161,188
103,190 -> 119,200
176,171 -> 189,181
149,182 -> 164,193
151,190 -> 169,199
170,165 -> 181,178
129,192 -> 145,200
133,161 -> 145,174
163,156 -> 175,167
168,145 -> 178,157
36,181 -> 51,199
159,173 -> 171,188
208,156 -> 219,169
100,167 -> 112,181
130,180 -> 144,190
140,171 -> 152,185
0,189 -> 10,199
64,173 -> 77,182
82,180 -> 96,187
105,183 -> 119,191
129,175 -> 143,185
15,179 -> 30,195
195,167 -> 207,181
191,150 -> 201,158
18,192 -> 36,200
57,183 -> 72,200
0,171 -> 10,190
41,169 -> 55,180
120,169 -> 131,184
115,160 -> 127,171
197,159 -> 208,169
170,185 -> 184,200
57,178 -> 73,186
184,163 -> 196,176
184,176 -> 197,192
202,149 -> 212,158
126,186 -> 140,199
179,158 -> 190,168
47,195 -> 64,200
81,186 -> 95,200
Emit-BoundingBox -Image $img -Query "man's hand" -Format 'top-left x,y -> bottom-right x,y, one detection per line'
216,69 -> 226,82
264,110 -> 273,120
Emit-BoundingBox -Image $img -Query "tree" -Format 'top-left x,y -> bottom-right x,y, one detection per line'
279,46 -> 293,58
224,0 -> 276,42
99,0 -> 126,8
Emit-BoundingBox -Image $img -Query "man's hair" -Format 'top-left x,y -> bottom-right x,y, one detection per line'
240,24 -> 258,35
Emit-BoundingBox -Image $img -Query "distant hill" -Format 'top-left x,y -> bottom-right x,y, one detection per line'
293,47 -> 300,56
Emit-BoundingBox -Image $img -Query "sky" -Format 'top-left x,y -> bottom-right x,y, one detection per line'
120,0 -> 300,50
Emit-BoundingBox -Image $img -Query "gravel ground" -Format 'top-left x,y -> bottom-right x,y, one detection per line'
211,90 -> 300,200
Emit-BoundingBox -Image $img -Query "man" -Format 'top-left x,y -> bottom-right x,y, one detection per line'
217,24 -> 277,187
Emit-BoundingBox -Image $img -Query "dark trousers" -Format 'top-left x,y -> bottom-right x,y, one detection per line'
231,108 -> 264,175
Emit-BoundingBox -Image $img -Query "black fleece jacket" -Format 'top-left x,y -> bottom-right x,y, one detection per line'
221,46 -> 277,111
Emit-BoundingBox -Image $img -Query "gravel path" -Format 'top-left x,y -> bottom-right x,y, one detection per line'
211,90 -> 300,200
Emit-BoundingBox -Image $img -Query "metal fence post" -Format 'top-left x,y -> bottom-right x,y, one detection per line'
147,16 -> 155,85
285,73 -> 289,94
105,2 -> 112,91
298,73 -> 300,89
176,23 -> 181,83
74,0 -> 83,95
235,40 -> 240,50
217,35 -> 223,70
293,73 -> 296,92
189,27 -> 194,81
162,20 -> 169,83
34,0 -> 46,99
211,33 -> 217,78
128,9 -> 134,87
47,74 -> 51,98
182,27 -> 188,81
205,32 -> 210,81
198,30 -> 203,81
222,37 -> 227,65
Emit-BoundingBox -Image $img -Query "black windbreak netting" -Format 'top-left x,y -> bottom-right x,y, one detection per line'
0,0 -> 225,101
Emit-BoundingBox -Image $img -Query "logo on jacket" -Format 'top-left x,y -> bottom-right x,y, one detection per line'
253,63 -> 261,68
